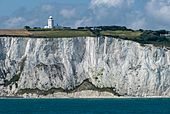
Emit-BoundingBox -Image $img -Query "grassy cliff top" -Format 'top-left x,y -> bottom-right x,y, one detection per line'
0,29 -> 32,37
0,29 -> 94,38
0,29 -> 142,38
0,28 -> 170,47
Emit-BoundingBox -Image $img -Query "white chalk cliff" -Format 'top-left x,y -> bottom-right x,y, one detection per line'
0,37 -> 170,97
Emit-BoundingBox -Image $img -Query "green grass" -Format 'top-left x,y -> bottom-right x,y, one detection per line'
100,30 -> 170,47
31,30 -> 94,38
0,29 -> 142,39
1,29 -> 170,47
101,30 -> 142,40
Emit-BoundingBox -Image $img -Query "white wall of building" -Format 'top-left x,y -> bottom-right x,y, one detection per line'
44,16 -> 54,28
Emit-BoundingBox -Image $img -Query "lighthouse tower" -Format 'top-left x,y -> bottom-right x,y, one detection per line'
47,16 -> 54,28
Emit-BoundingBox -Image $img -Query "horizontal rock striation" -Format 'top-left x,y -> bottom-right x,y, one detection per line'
0,37 -> 170,97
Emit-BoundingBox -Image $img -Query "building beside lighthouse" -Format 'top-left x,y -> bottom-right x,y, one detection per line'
44,16 -> 54,28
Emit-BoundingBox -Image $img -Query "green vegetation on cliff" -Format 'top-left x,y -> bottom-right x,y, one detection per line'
31,30 -> 94,38
17,79 -> 121,96
101,30 -> 142,40
0,26 -> 170,47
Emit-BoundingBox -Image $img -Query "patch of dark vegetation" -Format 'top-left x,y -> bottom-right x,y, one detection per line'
4,56 -> 27,87
17,79 -> 121,96
78,25 -> 133,31
36,62 -> 47,68
4,74 -> 20,87
137,30 -> 170,47
19,56 -> 27,72
24,25 -> 72,31
138,30 -> 167,42
17,88 -> 65,96
70,79 -> 121,96
100,28 -> 170,47
35,62 -> 65,81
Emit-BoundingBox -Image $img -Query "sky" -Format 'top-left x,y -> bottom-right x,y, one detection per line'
1,0 -> 170,30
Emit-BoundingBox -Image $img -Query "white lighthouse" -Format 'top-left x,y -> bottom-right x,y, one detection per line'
44,16 -> 54,28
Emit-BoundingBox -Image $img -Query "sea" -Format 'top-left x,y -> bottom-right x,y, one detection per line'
0,98 -> 170,114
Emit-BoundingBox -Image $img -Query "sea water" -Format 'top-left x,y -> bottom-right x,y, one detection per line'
0,98 -> 170,114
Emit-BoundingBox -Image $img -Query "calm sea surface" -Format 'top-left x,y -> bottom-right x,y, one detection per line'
0,98 -> 170,114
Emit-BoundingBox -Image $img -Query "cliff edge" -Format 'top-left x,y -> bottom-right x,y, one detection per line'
0,37 -> 170,98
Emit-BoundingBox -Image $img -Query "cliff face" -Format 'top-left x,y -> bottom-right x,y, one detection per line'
0,37 -> 170,97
